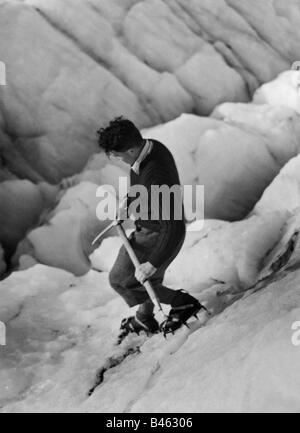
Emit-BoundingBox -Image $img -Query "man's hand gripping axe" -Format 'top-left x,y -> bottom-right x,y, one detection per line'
92,206 -> 167,323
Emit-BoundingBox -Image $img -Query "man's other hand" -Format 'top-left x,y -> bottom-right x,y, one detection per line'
135,262 -> 157,283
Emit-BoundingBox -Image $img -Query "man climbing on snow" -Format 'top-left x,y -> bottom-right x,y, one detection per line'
97,117 -> 202,339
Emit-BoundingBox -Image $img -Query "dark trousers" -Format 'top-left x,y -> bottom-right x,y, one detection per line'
109,227 -> 185,309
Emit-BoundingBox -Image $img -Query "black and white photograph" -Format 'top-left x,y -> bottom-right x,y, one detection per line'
1,0 -> 300,417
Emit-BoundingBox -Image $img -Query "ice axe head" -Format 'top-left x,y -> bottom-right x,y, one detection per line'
91,219 -> 122,246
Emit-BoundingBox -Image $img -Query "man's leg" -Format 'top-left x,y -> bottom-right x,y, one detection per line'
109,227 -> 179,305
109,243 -> 160,337
109,228 -> 179,336
136,298 -> 154,320
109,243 -> 150,308
135,231 -> 186,318
109,228 -> 201,334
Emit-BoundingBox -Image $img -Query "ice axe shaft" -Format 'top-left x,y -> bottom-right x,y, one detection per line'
92,220 -> 167,320
116,223 -> 167,319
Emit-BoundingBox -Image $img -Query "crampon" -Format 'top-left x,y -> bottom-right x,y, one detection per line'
117,315 -> 159,345
160,300 -> 208,337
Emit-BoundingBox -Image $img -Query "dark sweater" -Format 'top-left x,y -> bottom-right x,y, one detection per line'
129,139 -> 186,268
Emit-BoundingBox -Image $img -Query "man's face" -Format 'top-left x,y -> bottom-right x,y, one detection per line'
109,144 -> 141,165
109,150 -> 132,165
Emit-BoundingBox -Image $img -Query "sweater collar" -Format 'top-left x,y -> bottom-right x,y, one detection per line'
131,139 -> 153,175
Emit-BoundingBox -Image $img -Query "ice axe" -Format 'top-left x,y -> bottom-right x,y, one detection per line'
92,218 -> 168,323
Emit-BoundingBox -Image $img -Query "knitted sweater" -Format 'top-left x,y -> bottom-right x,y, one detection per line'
129,139 -> 186,268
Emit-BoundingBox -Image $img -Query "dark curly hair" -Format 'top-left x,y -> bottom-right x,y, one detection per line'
97,116 -> 143,155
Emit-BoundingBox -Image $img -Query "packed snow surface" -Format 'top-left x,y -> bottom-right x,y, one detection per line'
1,0 -> 300,412
1,66 -> 300,411
1,202 -> 300,412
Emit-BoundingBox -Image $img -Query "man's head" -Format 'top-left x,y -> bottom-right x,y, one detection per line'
97,116 -> 144,165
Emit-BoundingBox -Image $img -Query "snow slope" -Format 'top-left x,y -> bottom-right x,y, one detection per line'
253,154 -> 300,217
254,70 -> 300,114
1,199 -> 300,412
2,144 -> 300,412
